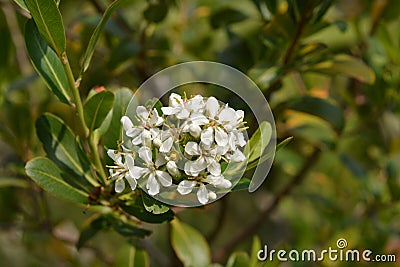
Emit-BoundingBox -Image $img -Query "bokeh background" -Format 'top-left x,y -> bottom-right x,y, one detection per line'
1,0 -> 399,266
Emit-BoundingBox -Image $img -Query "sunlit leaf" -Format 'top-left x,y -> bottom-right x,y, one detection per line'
287,96 -> 345,132
120,197 -> 174,224
25,0 -> 66,55
25,157 -> 88,203
12,0 -> 30,13
246,121 -> 272,163
311,54 -> 376,84
25,20 -> 71,104
84,91 -> 114,132
141,192 -> 170,214
171,219 -> 211,267
80,0 -> 125,75
36,113 -> 97,189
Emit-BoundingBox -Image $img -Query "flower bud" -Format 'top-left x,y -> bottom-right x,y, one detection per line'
166,161 -> 180,177
153,137 -> 162,147
142,130 -> 152,148
189,124 -> 201,138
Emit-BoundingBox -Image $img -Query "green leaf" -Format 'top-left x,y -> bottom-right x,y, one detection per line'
25,20 -> 71,104
120,197 -> 174,224
287,96 -> 345,132
115,243 -> 150,267
80,0 -> 125,75
311,54 -> 376,84
36,113 -> 97,189
84,91 -> 115,132
0,177 -> 29,188
141,192 -> 170,214
249,236 -> 261,267
143,1 -> 169,23
226,252 -> 250,267
210,7 -> 248,29
112,219 -> 151,238
246,121 -> 272,163
77,214 -> 105,249
104,88 -> 134,149
171,219 -> 211,267
12,0 -> 30,14
25,0 -> 66,55
25,157 -> 88,203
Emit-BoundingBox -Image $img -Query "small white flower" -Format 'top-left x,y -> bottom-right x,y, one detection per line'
121,106 -> 163,146
129,146 -> 172,196
161,93 -> 206,119
176,180 -> 218,205
107,150 -> 138,193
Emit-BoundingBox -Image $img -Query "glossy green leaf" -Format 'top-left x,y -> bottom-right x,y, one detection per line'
84,91 -> 115,132
12,0 -> 30,13
115,243 -> 150,267
80,0 -> 125,75
25,0 -> 66,55
141,192 -> 170,214
226,252 -> 250,267
171,219 -> 211,267
25,157 -> 88,203
25,20 -> 71,104
36,113 -> 97,189
104,88 -> 134,149
311,54 -> 376,84
112,219 -> 151,238
246,121 -> 272,163
120,197 -> 174,224
143,1 -> 168,23
287,96 -> 345,132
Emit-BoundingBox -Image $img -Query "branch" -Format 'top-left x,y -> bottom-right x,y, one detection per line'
213,148 -> 321,262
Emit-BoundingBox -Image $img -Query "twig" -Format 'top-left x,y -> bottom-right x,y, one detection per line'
213,148 -> 321,261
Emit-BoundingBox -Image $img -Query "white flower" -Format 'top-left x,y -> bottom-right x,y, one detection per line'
129,146 -> 172,196
107,150 -> 138,193
184,141 -> 222,177
161,93 -> 205,119
181,113 -> 209,138
121,106 -> 163,146
177,180 -> 219,205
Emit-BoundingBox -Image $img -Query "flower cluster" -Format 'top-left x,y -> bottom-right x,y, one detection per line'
107,93 -> 247,205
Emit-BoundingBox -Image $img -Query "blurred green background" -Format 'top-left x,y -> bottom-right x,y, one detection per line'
1,0 -> 400,266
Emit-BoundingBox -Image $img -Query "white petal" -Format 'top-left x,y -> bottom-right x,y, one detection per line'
150,108 -> 164,126
176,109 -> 190,119
201,127 -> 214,146
138,146 -> 153,165
219,178 -> 232,188
161,106 -> 180,115
125,174 -> 137,190
197,184 -> 209,205
177,180 -> 196,195
206,97 -> 219,118
184,158 -> 207,176
190,113 -> 209,125
146,173 -> 159,196
236,110 -> 244,123
219,107 -> 236,125
236,131 -> 247,147
107,150 -> 121,164
115,179 -> 125,193
130,129 -> 143,145
129,166 -> 148,179
187,95 -> 204,111
185,141 -> 200,156
156,170 -> 172,187
230,149 -> 246,162
155,153 -> 167,167
169,93 -> 183,107
229,133 -> 237,151
208,161 -> 221,176
160,137 -> 173,153
215,127 -> 228,146
136,106 -> 149,121
121,116 -> 134,133
142,130 -> 152,147
125,154 -> 135,170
